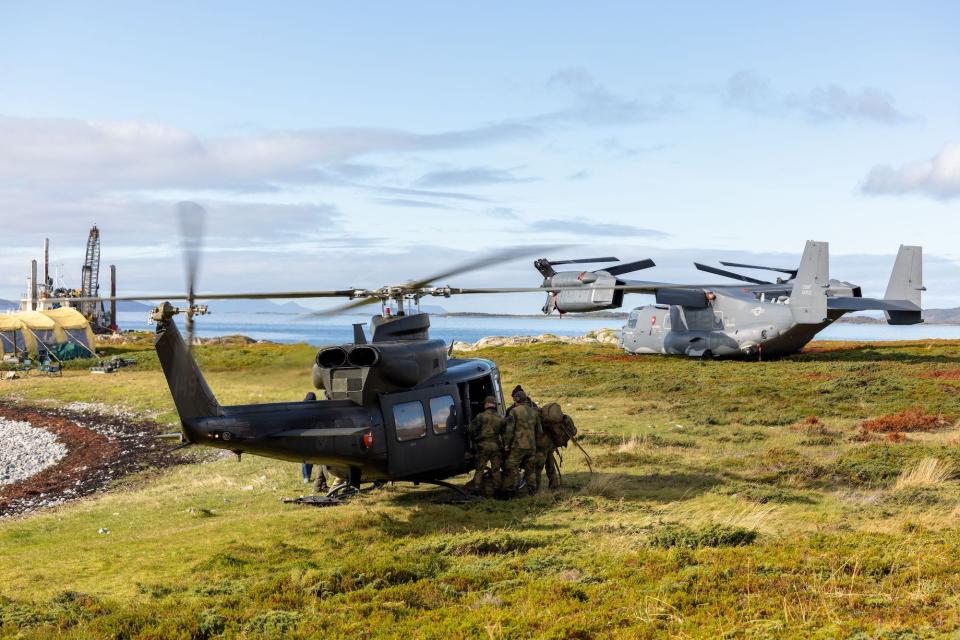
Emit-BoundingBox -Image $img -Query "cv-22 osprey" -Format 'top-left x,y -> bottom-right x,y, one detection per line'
534,241 -> 923,358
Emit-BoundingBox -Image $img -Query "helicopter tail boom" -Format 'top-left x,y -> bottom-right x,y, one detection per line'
154,304 -> 223,438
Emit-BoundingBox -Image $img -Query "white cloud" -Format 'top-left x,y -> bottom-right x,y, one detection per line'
861,143 -> 960,201
723,70 -> 913,124
0,115 -> 535,192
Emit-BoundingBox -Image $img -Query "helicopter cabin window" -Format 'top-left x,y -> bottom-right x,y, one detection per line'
430,395 -> 456,434
627,311 -> 639,329
393,401 -> 427,441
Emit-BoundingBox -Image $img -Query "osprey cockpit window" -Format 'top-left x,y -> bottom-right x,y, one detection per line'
429,395 -> 456,434
393,401 -> 426,441
627,311 -> 639,329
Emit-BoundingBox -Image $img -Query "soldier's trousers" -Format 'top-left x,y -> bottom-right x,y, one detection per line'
502,447 -> 535,495
472,447 -> 503,492
533,448 -> 560,490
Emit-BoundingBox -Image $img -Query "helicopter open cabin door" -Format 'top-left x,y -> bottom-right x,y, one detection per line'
381,384 -> 466,479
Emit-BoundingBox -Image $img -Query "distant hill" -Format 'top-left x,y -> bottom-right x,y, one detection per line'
204,299 -> 314,314
0,299 -> 18,311
116,300 -> 153,312
923,307 -> 960,324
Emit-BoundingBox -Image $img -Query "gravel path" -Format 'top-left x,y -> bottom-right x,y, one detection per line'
0,418 -> 68,485
0,402 -> 189,518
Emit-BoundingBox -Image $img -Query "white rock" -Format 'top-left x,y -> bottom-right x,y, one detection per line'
0,418 -> 68,486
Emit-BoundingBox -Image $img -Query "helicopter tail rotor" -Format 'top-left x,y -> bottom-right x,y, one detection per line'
177,201 -> 206,350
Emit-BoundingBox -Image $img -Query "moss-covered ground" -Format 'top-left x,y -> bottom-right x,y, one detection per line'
2,337 -> 960,638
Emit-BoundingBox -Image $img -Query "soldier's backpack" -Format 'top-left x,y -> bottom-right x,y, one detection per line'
540,402 -> 577,448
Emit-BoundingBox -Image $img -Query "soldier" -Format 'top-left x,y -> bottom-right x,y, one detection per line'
536,402 -> 577,490
467,395 -> 505,495
502,386 -> 541,496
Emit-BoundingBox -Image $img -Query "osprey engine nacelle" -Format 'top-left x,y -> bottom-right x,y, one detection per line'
543,272 -> 625,314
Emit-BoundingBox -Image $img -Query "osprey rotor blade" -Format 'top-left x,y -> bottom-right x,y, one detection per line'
719,261 -> 798,278
547,256 -> 620,266
693,263 -> 770,285
605,258 -> 656,276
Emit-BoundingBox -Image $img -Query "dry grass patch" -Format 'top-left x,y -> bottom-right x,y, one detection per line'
893,457 -> 956,491
860,408 -> 952,434
577,473 -> 629,499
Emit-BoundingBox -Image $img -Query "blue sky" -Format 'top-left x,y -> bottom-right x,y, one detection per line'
1,2 -> 958,311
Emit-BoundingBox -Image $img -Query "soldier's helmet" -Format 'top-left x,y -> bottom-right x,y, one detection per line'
483,395 -> 497,407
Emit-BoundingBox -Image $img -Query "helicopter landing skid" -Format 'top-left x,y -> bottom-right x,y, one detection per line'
416,479 -> 482,504
282,495 -> 346,507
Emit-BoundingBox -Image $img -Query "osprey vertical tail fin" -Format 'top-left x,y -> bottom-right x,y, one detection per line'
884,245 -> 923,325
789,240 -> 829,324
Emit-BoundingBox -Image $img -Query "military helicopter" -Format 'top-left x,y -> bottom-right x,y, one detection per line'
43,203 -> 585,501
531,241 -> 924,359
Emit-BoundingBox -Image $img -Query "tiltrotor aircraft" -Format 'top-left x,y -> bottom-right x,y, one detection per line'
533,241 -> 924,359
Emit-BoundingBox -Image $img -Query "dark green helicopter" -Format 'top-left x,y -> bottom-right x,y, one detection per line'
51,203 -> 567,501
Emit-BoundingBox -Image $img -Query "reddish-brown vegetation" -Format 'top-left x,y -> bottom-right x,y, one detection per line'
923,369 -> 960,380
859,408 -> 952,434
0,403 -> 182,517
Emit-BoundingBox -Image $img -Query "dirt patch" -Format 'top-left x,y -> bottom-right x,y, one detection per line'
924,370 -> 960,381
859,408 -> 953,434
799,342 -> 862,355
0,402 -> 186,518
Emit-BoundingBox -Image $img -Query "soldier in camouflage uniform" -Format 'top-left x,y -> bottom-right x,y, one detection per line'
502,386 -> 542,496
535,403 -> 576,491
467,395 -> 505,495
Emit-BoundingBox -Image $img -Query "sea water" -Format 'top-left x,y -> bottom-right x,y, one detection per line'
116,311 -> 960,346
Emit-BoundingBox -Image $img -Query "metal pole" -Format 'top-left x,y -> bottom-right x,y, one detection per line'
30,260 -> 38,310
43,239 -> 50,297
110,264 -> 117,332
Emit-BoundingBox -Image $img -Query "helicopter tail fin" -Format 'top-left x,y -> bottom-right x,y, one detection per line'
154,305 -> 222,429
884,245 -> 923,325
789,240 -> 829,324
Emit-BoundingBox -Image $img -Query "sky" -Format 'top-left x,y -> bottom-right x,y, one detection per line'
1,1 -> 958,312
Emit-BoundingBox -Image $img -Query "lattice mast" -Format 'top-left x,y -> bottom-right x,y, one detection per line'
80,225 -> 103,319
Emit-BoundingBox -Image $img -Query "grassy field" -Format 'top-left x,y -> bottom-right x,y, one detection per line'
3,336 -> 960,638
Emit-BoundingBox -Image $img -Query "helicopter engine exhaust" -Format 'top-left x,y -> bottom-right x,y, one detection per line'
347,346 -> 380,367
316,346 -> 348,368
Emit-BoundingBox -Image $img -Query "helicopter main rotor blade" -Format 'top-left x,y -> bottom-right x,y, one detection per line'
302,297 -> 382,318
719,261 -> 798,277
693,263 -> 770,285
404,244 -> 561,289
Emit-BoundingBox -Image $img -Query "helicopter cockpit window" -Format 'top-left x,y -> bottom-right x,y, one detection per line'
627,312 -> 639,329
393,401 -> 426,441
429,395 -> 456,434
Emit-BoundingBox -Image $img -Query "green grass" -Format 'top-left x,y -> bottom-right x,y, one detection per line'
2,337 -> 960,637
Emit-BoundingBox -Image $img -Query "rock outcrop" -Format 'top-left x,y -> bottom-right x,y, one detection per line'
452,328 -> 620,352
